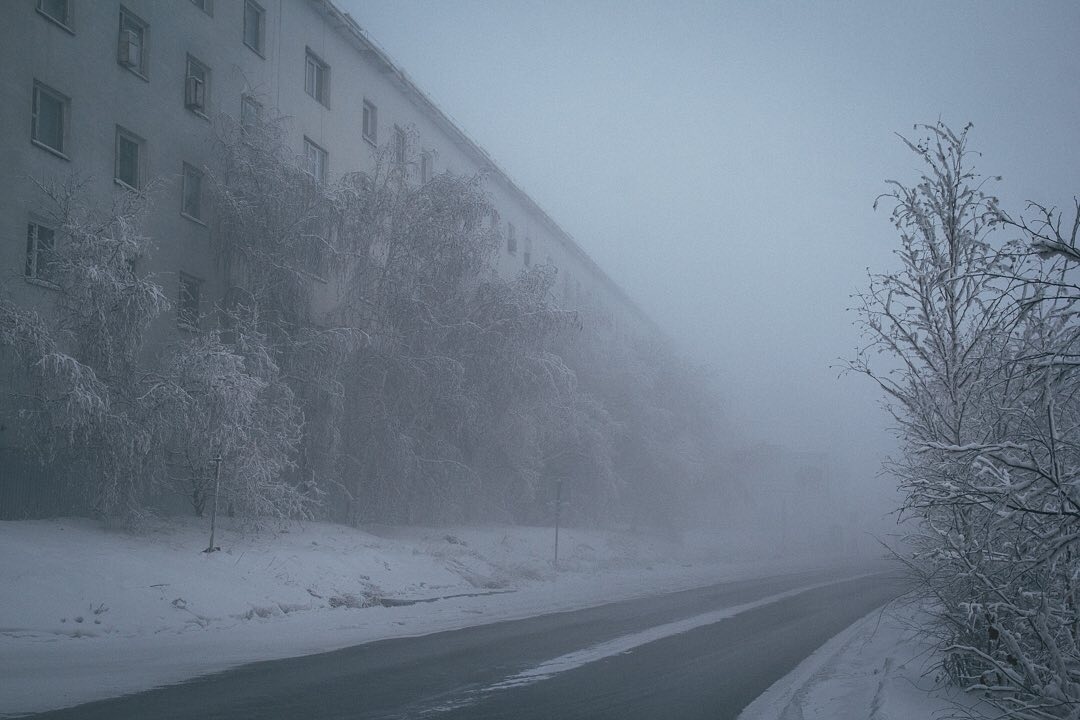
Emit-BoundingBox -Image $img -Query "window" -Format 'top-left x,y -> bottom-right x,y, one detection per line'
362,99 -> 377,145
118,7 -> 148,77
178,274 -> 201,329
507,223 -> 517,255
181,163 -> 204,222
524,236 -> 532,267
304,49 -> 329,107
31,82 -> 68,157
114,126 -> 144,190
241,95 -> 262,130
185,55 -> 209,115
25,221 -> 58,284
37,0 -> 71,29
243,1 -> 264,55
420,151 -> 433,184
304,137 -> 328,183
190,0 -> 212,16
393,126 -> 406,165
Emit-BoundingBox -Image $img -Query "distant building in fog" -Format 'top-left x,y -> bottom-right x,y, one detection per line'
0,0 -> 659,515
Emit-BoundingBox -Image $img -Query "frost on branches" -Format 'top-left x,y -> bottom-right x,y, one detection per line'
852,122 -> 1080,719
0,175 -> 319,526
0,176 -> 168,522
2,104 -> 732,539
153,311 -> 317,523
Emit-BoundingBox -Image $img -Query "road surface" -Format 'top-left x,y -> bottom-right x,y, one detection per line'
24,565 -> 906,720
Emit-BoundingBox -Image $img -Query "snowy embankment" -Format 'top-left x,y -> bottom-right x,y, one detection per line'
739,600 -> 993,720
2,516 -> 850,716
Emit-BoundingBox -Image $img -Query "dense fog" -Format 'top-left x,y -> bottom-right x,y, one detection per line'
346,0 -> 1080,554
8,2 -> 1080,716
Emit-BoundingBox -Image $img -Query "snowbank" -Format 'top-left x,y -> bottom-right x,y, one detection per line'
738,599 -> 993,720
0,516 -> 854,715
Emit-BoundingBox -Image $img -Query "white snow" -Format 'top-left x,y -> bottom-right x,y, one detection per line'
738,599 -> 994,720
0,516 -> 865,716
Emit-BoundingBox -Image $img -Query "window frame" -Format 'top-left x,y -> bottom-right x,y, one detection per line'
304,48 -> 330,108
393,126 -> 406,166
181,163 -> 205,224
184,54 -> 210,118
243,0 -> 265,56
420,151 -> 433,184
241,94 -> 263,130
177,273 -> 202,331
362,99 -> 378,146
31,81 -> 70,159
507,222 -> 517,255
25,219 -> 60,287
523,236 -> 532,267
36,0 -> 73,33
190,0 -> 213,16
117,6 -> 149,79
114,125 -> 145,191
303,136 -> 328,183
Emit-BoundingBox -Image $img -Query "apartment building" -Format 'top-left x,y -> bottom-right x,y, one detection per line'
0,0 -> 655,348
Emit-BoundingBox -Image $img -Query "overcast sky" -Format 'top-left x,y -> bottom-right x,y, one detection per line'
338,0 -> 1080,507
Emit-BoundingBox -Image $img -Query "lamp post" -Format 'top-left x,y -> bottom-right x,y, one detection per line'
205,455 -> 222,553
553,478 -> 564,571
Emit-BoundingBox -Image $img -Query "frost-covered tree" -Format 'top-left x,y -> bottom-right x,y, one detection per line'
202,109 -> 730,529
0,176 -> 169,521
206,110 -> 358,497
854,122 -> 1080,718
151,308 -> 317,523
330,138 -> 576,522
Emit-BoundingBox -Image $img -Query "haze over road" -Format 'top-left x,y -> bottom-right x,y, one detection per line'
24,565 -> 905,720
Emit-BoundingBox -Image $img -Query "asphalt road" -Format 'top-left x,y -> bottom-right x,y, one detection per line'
25,564 -> 906,720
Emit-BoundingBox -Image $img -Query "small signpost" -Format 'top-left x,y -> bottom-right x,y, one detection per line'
204,455 -> 222,554
553,478 -> 568,571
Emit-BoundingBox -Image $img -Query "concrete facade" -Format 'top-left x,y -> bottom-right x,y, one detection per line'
0,0 -> 655,347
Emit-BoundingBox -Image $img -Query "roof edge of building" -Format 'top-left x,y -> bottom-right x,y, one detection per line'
311,0 -> 658,334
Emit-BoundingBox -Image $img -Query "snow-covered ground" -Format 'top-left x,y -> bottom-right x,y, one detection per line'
2,517 -> 987,719
1,515 -> 862,716
739,599 -> 993,720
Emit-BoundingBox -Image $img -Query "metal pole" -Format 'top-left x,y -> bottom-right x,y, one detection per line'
206,455 -> 222,553
554,479 -> 562,571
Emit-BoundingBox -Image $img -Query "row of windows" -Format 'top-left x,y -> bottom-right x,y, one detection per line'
117,3 -> 265,79
35,3 -> 403,168
37,0 -> 265,66
53,0 -> 429,155
32,68 -> 227,221
29,0 -> 542,318
38,1 -> 262,120
30,102 -> 152,196
30,73 -> 401,222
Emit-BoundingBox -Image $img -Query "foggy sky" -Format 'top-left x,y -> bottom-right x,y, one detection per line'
339,0 -> 1080,513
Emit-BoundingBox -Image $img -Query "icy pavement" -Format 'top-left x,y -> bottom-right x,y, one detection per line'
738,599 -> 993,720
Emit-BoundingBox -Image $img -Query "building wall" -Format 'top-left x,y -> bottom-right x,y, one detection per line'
0,0 -> 655,350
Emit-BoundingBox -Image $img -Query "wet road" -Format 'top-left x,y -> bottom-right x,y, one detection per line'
25,565 -> 906,720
